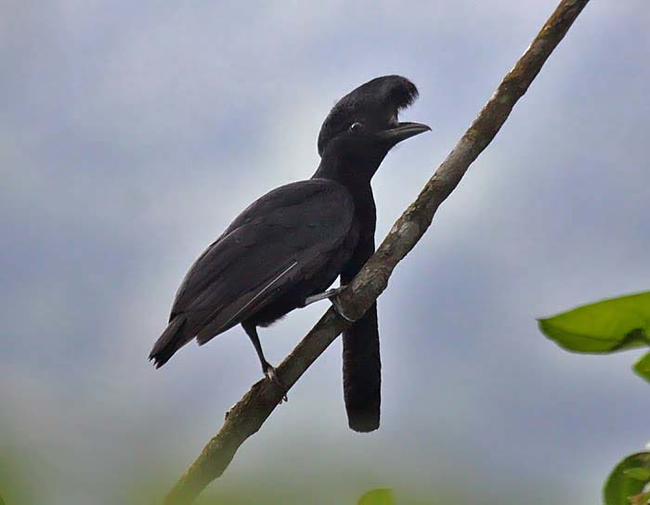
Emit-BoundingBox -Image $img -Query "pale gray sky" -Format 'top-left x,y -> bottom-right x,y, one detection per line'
1,2 -> 649,504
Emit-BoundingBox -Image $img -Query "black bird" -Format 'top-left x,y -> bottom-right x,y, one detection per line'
149,75 -> 430,431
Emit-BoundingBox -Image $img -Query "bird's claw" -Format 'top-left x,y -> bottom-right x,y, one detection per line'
264,364 -> 288,403
330,294 -> 357,323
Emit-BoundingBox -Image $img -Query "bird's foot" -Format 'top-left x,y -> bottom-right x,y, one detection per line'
303,286 -> 346,306
330,293 -> 357,323
264,363 -> 288,403
303,286 -> 357,322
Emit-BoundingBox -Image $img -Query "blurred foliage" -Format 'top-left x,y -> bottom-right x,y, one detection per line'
0,443 -> 537,505
0,446 -> 31,505
634,352 -> 650,383
538,292 -> 650,504
538,291 -> 650,380
118,470 -> 476,505
358,488 -> 394,505
604,452 -> 650,505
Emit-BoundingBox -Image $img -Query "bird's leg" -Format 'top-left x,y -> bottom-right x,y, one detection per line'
242,322 -> 288,402
304,286 -> 357,322
303,286 -> 346,306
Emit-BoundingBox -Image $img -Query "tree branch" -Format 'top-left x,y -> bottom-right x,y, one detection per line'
163,1 -> 591,502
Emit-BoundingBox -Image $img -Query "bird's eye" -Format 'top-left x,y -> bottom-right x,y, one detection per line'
348,122 -> 363,132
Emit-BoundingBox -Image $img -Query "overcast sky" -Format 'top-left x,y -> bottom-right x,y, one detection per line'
1,2 -> 649,504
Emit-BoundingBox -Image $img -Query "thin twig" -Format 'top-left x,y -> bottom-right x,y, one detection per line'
163,1 -> 591,502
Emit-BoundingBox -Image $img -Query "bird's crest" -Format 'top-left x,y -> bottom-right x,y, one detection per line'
317,75 -> 419,155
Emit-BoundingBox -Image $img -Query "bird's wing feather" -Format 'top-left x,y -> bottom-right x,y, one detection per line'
170,178 -> 354,345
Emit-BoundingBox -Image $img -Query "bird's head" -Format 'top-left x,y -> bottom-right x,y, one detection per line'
317,75 -> 430,160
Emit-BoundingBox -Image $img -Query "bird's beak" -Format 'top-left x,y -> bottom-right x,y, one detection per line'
378,122 -> 431,144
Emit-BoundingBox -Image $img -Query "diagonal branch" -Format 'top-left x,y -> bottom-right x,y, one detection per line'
163,1 -> 591,502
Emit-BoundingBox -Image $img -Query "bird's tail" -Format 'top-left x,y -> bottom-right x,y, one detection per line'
342,302 -> 381,432
149,315 -> 188,368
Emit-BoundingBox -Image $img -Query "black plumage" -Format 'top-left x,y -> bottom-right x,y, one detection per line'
150,180 -> 356,367
149,75 -> 429,432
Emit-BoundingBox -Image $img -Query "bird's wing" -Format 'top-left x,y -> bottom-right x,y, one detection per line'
170,178 -> 355,346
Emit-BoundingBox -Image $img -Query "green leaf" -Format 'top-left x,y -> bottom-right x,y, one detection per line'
538,291 -> 650,353
634,352 -> 650,382
625,467 -> 650,481
604,452 -> 650,505
629,491 -> 650,505
358,488 -> 395,505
